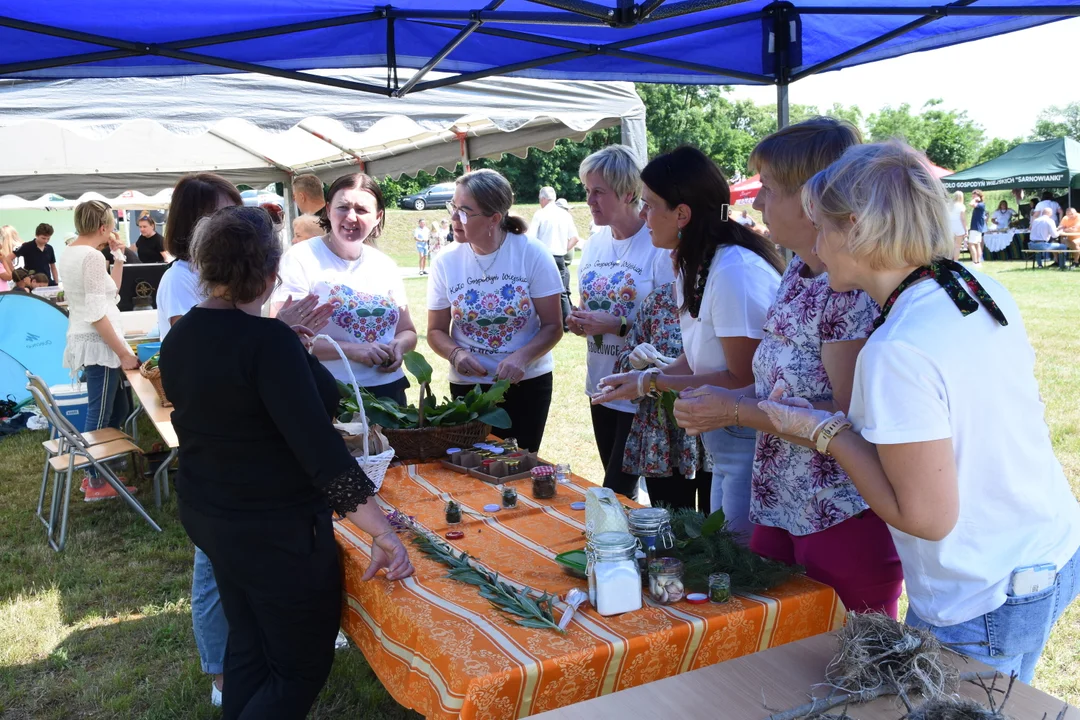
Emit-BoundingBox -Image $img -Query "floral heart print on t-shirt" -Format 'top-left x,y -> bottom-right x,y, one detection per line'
450,283 -> 531,350
327,283 -> 399,343
580,269 -> 637,318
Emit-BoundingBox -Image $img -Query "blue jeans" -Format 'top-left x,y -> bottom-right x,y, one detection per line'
701,426 -> 757,542
82,365 -> 131,481
906,544 -> 1080,683
1029,241 -> 1067,267
192,546 -> 228,675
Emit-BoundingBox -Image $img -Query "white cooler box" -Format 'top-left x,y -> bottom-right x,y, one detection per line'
49,383 -> 88,432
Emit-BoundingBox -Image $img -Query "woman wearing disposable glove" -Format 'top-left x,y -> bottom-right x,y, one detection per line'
613,281 -> 707,511
758,140 -> 1080,682
670,118 -> 902,616
591,146 -> 783,538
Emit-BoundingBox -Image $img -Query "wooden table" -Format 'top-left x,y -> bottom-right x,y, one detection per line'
532,631 -> 1077,719
335,464 -> 845,720
123,368 -> 176,507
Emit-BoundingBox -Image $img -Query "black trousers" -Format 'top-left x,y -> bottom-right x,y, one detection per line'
590,404 -> 639,498
644,470 -> 712,515
179,501 -> 341,720
552,254 -> 573,328
451,371 -> 553,452
366,375 -> 409,405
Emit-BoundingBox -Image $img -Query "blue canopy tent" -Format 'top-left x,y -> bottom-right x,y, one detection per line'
0,292 -> 70,405
0,1 -> 1077,126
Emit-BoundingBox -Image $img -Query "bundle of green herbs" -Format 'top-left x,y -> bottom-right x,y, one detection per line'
666,506 -> 801,594
337,351 -> 512,430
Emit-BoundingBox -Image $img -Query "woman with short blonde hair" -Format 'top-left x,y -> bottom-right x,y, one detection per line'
571,144 -> 676,496
756,140 -> 1080,682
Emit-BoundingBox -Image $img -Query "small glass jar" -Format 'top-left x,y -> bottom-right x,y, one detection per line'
627,508 -> 677,583
709,572 -> 731,604
586,532 -> 642,616
445,500 -> 462,525
481,458 -> 498,473
502,437 -> 519,451
504,458 -> 521,475
531,466 -> 556,499
501,485 -> 518,509
555,462 -> 571,485
648,557 -> 684,605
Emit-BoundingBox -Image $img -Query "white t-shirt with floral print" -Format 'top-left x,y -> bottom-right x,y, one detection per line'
578,224 -> 675,413
275,237 -> 407,388
750,256 -> 878,536
428,233 -> 563,384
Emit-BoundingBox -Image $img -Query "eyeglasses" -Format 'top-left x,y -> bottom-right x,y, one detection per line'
446,202 -> 487,225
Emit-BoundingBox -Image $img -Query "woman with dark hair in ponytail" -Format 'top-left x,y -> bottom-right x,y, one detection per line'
427,169 -> 564,452
593,146 -> 783,539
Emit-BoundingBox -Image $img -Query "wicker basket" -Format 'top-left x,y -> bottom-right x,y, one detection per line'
313,335 -> 394,490
138,360 -> 171,407
383,420 -> 492,463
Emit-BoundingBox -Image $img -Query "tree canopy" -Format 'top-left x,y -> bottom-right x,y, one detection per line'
376,85 -> 1055,206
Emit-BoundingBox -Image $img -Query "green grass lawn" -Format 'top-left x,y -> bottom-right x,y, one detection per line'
1,258 -> 1076,718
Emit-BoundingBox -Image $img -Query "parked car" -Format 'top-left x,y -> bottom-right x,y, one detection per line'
398,182 -> 455,211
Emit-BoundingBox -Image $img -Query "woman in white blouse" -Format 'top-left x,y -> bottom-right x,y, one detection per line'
948,191 -> 967,260
58,201 -> 140,502
761,140 -> 1080,682
593,147 -> 784,538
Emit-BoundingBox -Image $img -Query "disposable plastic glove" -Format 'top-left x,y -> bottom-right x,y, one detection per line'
756,380 -> 841,441
628,342 -> 676,370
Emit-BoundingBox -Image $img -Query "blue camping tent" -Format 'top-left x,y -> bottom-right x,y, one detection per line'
0,292 -> 70,404
0,1 -> 1077,123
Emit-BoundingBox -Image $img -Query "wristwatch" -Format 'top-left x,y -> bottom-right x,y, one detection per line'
815,416 -> 853,455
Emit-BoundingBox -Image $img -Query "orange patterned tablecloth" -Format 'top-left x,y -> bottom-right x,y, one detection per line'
335,463 -> 845,720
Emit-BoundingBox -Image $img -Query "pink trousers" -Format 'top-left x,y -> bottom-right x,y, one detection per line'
751,510 -> 904,618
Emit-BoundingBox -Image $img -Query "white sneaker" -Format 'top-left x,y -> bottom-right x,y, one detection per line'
211,683 -> 222,707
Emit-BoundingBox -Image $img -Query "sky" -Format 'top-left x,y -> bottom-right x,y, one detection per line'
725,17 -> 1080,141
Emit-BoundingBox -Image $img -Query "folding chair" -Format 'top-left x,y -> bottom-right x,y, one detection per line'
27,373 -> 129,528
26,385 -> 161,551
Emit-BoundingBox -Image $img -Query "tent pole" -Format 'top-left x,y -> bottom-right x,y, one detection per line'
777,82 -> 790,129
458,132 -> 472,174
283,184 -> 296,249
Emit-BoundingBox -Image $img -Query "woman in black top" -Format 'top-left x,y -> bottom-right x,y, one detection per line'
160,206 -> 412,720
135,215 -> 167,263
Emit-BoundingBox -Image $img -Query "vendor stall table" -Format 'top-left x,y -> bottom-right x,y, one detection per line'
123,368 -> 176,507
335,464 -> 845,720
982,229 -> 1028,260
532,630 -> 1077,719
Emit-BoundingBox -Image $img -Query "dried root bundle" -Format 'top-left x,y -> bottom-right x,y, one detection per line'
902,697 -> 1004,720
825,612 -> 960,703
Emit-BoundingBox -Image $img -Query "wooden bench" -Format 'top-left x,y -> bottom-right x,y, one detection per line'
1021,249 -> 1072,269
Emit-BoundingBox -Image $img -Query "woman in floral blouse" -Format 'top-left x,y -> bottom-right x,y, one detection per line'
614,281 -> 707,511
672,118 -> 903,617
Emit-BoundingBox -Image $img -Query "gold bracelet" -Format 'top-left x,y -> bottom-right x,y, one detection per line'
735,395 -> 745,427
649,370 -> 661,397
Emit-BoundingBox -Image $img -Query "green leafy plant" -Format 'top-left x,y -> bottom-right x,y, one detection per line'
145,353 -> 160,370
666,506 -> 801,593
412,532 -> 563,632
337,350 -> 512,430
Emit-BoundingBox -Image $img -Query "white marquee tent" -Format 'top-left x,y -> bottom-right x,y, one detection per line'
0,70 -> 646,199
